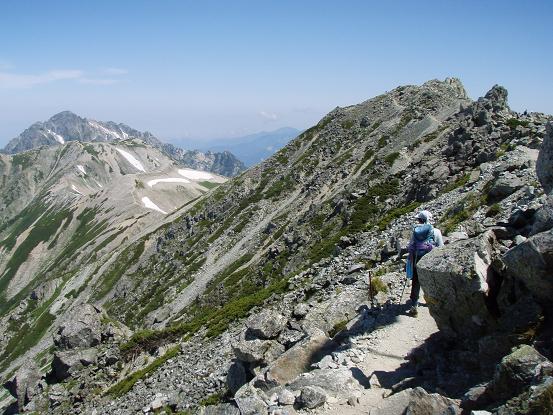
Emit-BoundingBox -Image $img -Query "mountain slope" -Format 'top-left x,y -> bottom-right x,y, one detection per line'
2,111 -> 246,176
2,78 -> 552,414
0,140 -> 226,382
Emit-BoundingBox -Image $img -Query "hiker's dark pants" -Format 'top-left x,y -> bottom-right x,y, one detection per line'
410,255 -> 422,305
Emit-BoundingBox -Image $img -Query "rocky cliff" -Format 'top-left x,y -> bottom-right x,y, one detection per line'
1,79 -> 552,414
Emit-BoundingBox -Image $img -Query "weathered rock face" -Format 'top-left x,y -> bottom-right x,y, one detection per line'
502,229 -> 553,303
246,311 -> 287,340
536,122 -> 553,194
3,363 -> 42,411
416,231 -> 500,338
51,348 -> 98,382
374,387 -> 461,415
488,345 -> 553,401
54,304 -> 102,350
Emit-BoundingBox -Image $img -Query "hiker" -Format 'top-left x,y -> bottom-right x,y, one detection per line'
406,210 -> 443,316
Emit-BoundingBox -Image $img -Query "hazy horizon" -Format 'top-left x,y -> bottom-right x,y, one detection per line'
1,0 -> 552,147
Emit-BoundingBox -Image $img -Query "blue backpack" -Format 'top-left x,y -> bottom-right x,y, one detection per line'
406,224 -> 435,279
410,224 -> 435,258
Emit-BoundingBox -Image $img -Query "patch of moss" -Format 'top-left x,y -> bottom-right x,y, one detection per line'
370,276 -> 388,296
199,181 -> 219,190
442,173 -> 470,194
384,152 -> 400,166
199,392 -> 224,407
341,119 -> 355,130
506,118 -> 529,129
377,201 -> 421,230
329,320 -> 348,338
107,345 -> 180,397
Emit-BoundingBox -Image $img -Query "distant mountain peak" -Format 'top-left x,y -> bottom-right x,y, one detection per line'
1,112 -> 246,176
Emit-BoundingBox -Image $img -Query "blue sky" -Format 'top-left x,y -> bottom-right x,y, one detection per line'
0,0 -> 552,146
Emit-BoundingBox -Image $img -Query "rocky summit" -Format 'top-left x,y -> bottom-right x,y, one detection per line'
2,111 -> 246,177
1,78 -> 553,415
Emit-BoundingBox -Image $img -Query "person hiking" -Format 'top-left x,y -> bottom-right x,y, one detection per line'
406,210 -> 443,316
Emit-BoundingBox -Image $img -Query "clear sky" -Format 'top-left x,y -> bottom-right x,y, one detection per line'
0,0 -> 551,146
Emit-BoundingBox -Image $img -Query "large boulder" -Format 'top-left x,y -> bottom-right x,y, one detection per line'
51,348 -> 98,381
246,311 -> 287,339
3,362 -> 42,411
488,345 -> 553,402
502,229 -> 553,303
296,386 -> 327,409
54,304 -> 102,350
232,338 -> 285,365
261,333 -> 335,386
287,368 -> 361,397
536,122 -> 553,194
373,387 -> 461,415
531,196 -> 553,235
488,172 -> 525,201
417,231 -> 500,338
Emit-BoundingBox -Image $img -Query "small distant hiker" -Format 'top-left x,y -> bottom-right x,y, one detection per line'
406,210 -> 443,316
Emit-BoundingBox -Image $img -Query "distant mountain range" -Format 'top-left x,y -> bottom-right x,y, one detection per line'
2,111 -> 246,177
173,127 -> 301,167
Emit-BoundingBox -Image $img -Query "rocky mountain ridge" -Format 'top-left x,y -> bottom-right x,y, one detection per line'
2,111 -> 246,177
2,78 -> 553,414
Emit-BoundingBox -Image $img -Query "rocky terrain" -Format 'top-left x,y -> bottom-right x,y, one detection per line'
2,78 -> 553,415
2,111 -> 246,177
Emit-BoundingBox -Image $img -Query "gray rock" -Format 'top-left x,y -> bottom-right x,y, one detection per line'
297,386 -> 327,409
531,196 -> 553,235
287,368 -> 361,397
51,348 -> 98,381
3,362 -> 42,411
263,334 -> 334,386
502,229 -> 553,303
246,311 -> 287,339
374,387 -> 460,415
292,304 -> 309,319
235,395 -> 268,415
488,172 -> 525,200
417,231 -> 500,338
54,303 -> 102,350
199,403 -> 240,415
277,388 -> 296,406
277,328 -> 305,349
536,122 -> 553,194
488,345 -> 553,401
233,339 -> 285,365
30,278 -> 62,305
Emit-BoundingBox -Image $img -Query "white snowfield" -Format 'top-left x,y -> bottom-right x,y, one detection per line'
141,196 -> 167,214
178,169 -> 213,180
45,129 -> 65,144
116,148 -> 146,172
71,184 -> 83,195
88,120 -> 124,140
147,177 -> 191,187
76,165 -> 86,175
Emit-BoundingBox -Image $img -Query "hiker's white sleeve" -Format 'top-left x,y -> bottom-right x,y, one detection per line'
434,229 -> 444,247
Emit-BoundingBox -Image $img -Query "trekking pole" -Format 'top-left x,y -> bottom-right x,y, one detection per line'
368,270 -> 373,304
399,277 -> 408,305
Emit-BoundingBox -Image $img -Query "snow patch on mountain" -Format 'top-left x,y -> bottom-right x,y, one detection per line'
71,184 -> 83,195
177,169 -> 213,180
141,196 -> 167,214
116,148 -> 146,172
147,178 -> 190,187
45,129 -> 65,144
